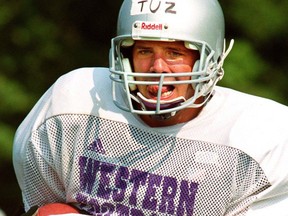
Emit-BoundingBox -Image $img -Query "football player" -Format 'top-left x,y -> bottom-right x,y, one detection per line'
13,0 -> 288,215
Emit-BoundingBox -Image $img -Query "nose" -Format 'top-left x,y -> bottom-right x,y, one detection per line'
149,57 -> 171,73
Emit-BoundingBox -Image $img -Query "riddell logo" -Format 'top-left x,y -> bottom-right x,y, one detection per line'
141,22 -> 163,30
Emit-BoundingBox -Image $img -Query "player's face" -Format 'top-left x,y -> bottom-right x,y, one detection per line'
132,40 -> 199,103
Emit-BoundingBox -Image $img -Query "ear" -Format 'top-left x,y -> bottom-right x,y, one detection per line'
123,58 -> 137,91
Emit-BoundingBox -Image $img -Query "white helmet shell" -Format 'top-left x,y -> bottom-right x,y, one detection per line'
118,0 -> 224,60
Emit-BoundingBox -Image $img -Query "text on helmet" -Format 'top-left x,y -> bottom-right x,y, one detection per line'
131,0 -> 177,15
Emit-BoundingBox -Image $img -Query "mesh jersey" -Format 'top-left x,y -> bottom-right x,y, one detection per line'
13,68 -> 288,216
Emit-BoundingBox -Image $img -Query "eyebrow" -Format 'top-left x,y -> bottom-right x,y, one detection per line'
134,45 -> 185,52
134,45 -> 153,49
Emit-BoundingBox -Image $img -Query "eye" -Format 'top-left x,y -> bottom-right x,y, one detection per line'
166,50 -> 184,59
138,49 -> 153,56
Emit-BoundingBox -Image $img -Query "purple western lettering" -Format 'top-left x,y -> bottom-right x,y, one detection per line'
101,202 -> 115,215
97,162 -> 116,200
76,192 -> 88,204
79,156 -> 100,194
159,176 -> 177,214
129,170 -> 148,206
116,203 -> 130,215
177,180 -> 198,216
142,173 -> 162,211
112,166 -> 129,202
130,208 -> 145,216
87,198 -> 101,215
79,157 -> 198,215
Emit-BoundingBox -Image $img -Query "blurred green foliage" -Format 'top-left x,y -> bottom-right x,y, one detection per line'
0,0 -> 287,215
220,0 -> 288,104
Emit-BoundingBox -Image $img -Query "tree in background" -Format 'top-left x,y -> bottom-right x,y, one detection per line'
220,0 -> 288,102
0,0 -> 287,215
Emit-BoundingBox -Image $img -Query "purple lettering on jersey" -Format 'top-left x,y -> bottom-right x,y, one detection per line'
116,203 -> 130,215
177,180 -> 198,216
76,192 -> 87,204
77,193 -> 147,215
79,156 -> 100,194
101,202 -> 115,214
142,173 -> 162,211
97,162 -> 116,200
130,208 -> 145,216
78,157 -> 199,215
129,170 -> 148,206
87,198 -> 101,214
159,176 -> 177,214
112,166 -> 129,202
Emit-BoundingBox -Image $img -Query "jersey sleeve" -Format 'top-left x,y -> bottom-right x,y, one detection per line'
245,137 -> 288,215
13,82 -> 65,210
13,68 -> 98,211
229,99 -> 288,215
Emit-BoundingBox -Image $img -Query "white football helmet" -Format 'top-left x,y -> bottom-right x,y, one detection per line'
109,0 -> 233,117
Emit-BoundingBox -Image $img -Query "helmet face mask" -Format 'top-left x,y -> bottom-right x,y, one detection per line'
109,0 -> 233,116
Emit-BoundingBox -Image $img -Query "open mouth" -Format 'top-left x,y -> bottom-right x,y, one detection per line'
147,85 -> 175,98
137,92 -> 186,110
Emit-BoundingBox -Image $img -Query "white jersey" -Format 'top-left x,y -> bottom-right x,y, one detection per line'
13,68 -> 288,216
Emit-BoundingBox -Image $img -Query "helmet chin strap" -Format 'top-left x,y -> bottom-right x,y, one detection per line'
150,112 -> 176,121
136,92 -> 186,120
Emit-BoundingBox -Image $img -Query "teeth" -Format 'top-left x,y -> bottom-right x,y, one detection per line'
161,91 -> 172,97
148,85 -> 174,97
